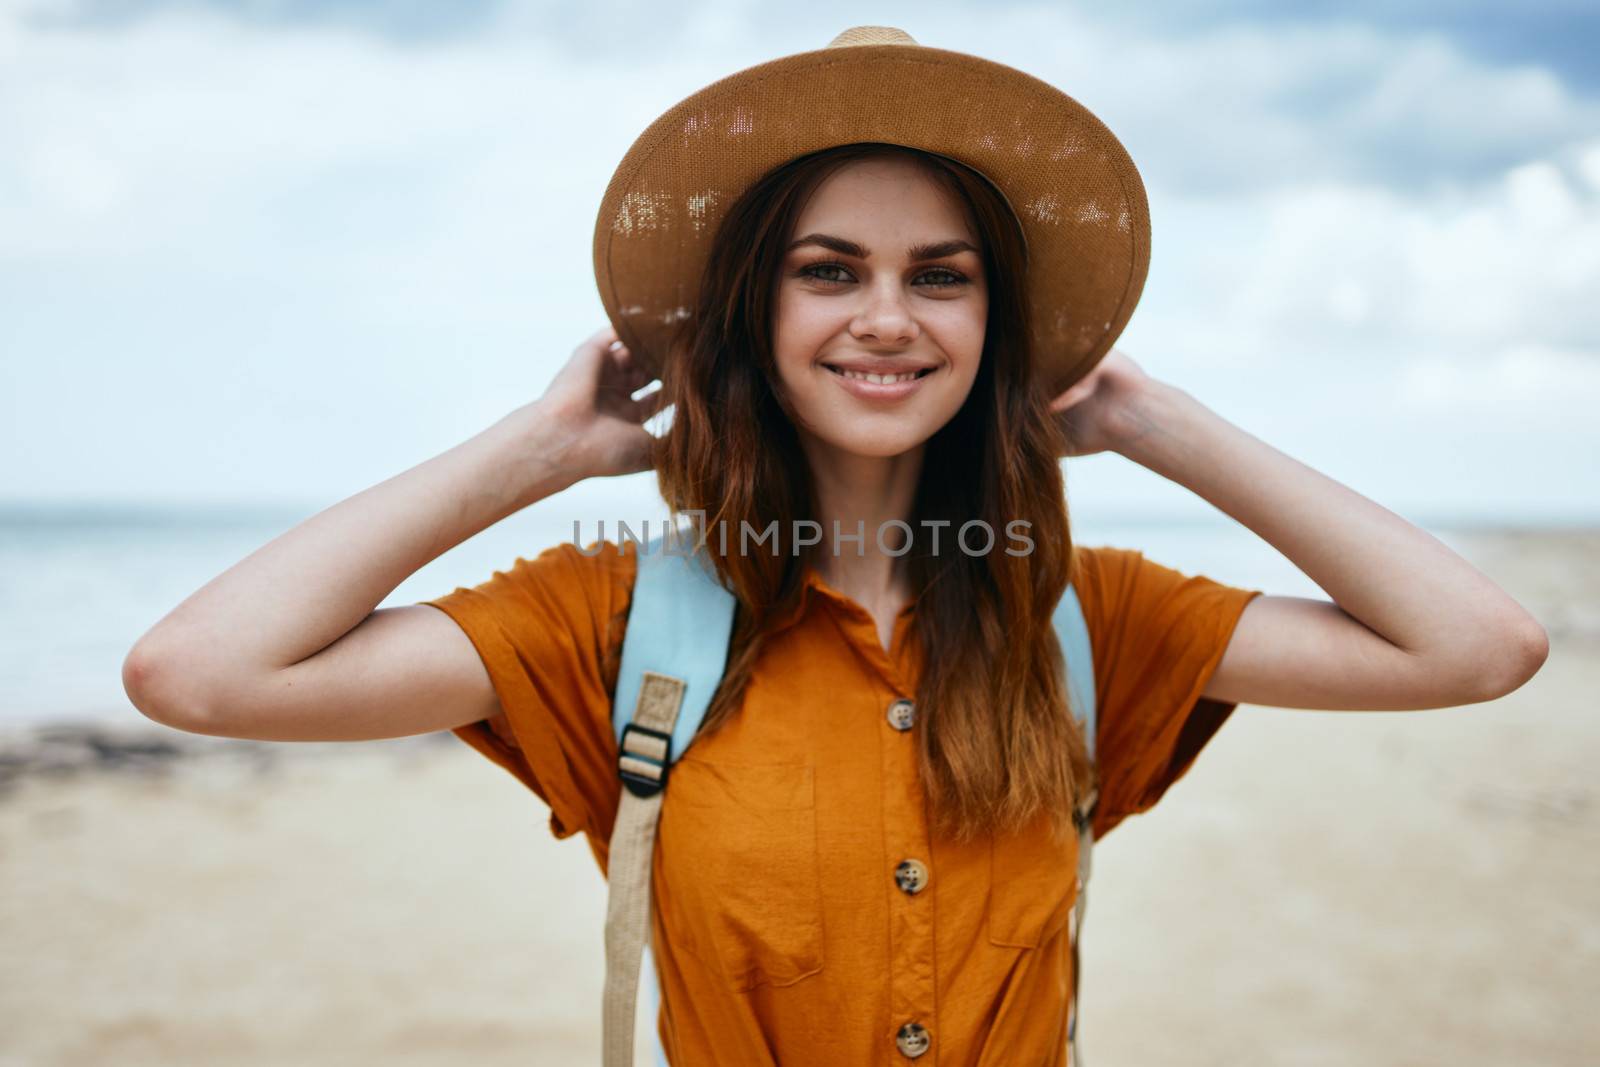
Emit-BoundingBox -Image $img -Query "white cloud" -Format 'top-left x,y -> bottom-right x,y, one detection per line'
1,0 -> 1596,519
1397,342 -> 1600,416
986,16 -> 1597,193
1577,142 -> 1600,195
1132,140 -> 1600,378
1505,159 -> 1582,229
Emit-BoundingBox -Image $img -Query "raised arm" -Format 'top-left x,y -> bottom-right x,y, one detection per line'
1050,348 -> 1550,712
122,326 -> 663,742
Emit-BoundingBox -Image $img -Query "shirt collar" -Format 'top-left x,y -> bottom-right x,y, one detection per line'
766,561 -> 917,634
764,563 -> 826,635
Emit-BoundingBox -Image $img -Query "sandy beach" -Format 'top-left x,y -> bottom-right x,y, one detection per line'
2,527 -> 1596,1066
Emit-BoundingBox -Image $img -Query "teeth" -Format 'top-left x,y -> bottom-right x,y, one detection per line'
833,368 -> 924,384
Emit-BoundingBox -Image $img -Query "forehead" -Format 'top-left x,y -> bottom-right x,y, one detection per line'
792,157 -> 978,243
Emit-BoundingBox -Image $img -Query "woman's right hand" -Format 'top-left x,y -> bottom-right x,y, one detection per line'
536,325 -> 668,480
124,323 -> 672,743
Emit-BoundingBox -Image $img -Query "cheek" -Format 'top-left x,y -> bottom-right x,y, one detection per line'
772,295 -> 839,386
931,299 -> 988,374
774,291 -> 834,345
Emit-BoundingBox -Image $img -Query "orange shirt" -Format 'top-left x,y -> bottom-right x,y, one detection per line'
422,539 -> 1262,1066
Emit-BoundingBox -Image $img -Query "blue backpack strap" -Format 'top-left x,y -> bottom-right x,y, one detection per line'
607,525 -> 737,1067
1051,578 -> 1098,1065
611,527 -> 738,765
1052,582 -> 1097,762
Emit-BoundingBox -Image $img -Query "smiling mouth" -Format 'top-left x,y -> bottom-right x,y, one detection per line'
824,366 -> 937,384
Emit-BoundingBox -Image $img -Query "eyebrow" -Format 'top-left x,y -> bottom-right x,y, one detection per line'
785,233 -> 981,261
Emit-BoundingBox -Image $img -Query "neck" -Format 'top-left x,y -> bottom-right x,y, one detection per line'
799,435 -> 924,611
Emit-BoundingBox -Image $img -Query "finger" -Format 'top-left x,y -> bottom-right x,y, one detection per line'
628,362 -> 657,391
1048,381 -> 1092,415
631,386 -> 670,423
614,343 -> 656,386
599,350 -> 630,382
615,348 -> 658,390
582,324 -> 620,356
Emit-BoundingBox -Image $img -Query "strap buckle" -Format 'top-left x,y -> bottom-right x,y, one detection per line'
617,722 -> 674,798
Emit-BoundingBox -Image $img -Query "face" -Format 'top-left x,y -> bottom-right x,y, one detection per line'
771,156 -> 988,462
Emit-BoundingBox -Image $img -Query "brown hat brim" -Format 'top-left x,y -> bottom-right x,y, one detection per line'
593,34 -> 1150,398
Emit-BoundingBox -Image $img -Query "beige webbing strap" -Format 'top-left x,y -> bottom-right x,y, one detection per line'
603,670 -> 688,1067
1068,786 -> 1098,1066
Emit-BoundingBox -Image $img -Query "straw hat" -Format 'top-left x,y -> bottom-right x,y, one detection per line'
592,25 -> 1150,398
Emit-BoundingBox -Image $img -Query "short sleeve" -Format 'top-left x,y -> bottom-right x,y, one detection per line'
419,539 -> 637,847
1071,544 -> 1264,840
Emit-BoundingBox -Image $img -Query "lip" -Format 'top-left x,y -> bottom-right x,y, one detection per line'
822,362 -> 938,402
821,357 -> 939,375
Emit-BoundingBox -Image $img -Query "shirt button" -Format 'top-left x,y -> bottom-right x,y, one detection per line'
896,1021 -> 931,1058
886,698 -> 915,731
893,858 -> 929,895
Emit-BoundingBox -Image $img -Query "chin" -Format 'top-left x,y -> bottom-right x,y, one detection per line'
806,423 -> 936,459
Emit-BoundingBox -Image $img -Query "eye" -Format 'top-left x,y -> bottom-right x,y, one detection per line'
797,260 -> 854,287
916,267 -> 968,289
795,261 -> 971,290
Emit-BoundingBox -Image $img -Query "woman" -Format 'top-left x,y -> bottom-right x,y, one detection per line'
124,27 -> 1549,1067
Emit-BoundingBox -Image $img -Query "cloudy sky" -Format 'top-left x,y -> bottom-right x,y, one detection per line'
2,0 -> 1596,524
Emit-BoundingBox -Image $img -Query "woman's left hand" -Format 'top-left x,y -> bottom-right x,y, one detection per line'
1046,347 -> 1158,457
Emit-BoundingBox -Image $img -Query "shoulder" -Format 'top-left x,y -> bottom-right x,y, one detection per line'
537,537 -> 640,606
1070,541 -> 1247,613
523,535 -> 640,585
537,539 -> 639,693
1068,542 -> 1142,625
424,537 -> 641,683
1070,543 -> 1136,590
1068,541 -> 1261,660
467,537 -> 639,620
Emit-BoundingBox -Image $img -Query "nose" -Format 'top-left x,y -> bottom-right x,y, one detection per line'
849,279 -> 919,347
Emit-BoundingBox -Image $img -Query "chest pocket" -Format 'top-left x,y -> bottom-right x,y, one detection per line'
988,809 -> 1080,949
655,757 -> 826,992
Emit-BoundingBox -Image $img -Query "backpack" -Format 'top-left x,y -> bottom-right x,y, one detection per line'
602,526 -> 1099,1066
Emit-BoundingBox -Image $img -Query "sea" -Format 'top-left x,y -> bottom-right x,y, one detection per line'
0,501 -> 1472,727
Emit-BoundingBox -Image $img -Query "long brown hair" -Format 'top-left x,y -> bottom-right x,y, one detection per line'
649,141 -> 1093,843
